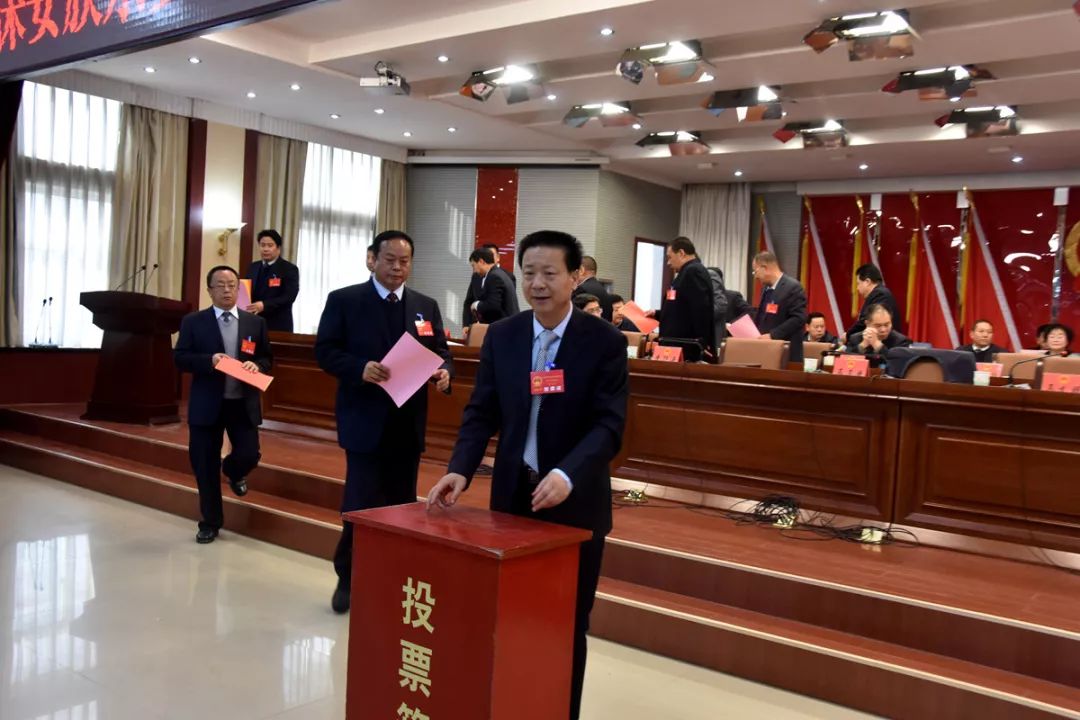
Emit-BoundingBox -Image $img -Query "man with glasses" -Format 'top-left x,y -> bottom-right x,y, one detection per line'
174,265 -> 272,544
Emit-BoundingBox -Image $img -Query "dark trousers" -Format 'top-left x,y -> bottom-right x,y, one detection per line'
333,448 -> 421,583
513,476 -> 606,720
188,399 -> 261,531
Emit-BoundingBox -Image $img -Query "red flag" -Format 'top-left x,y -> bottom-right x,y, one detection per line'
962,204 -> 1022,351
906,194 -> 959,348
803,198 -> 845,338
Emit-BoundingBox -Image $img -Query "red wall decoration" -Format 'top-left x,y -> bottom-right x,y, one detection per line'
474,167 -> 519,274
801,187 -> 1080,352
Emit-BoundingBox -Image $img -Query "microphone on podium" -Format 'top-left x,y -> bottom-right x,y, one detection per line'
32,298 -> 47,345
142,263 -> 160,293
112,264 -> 147,291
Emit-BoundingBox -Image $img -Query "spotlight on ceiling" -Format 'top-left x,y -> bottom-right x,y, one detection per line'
804,10 -> 914,61
935,105 -> 1018,138
773,119 -> 848,148
617,40 -> 714,86
563,101 -> 643,128
882,65 -> 993,100
460,65 -> 544,104
358,61 -> 411,96
636,130 -> 710,156
703,85 -> 783,122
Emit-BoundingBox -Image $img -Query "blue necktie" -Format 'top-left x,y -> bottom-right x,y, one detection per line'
523,329 -> 557,473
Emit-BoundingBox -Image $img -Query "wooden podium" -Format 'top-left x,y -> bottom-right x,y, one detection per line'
344,502 -> 590,720
80,291 -> 190,424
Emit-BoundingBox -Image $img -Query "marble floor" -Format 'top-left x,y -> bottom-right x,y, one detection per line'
0,467 -> 876,720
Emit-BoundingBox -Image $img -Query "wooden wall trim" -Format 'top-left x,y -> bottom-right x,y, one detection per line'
182,119 -> 208,308
240,129 -> 259,266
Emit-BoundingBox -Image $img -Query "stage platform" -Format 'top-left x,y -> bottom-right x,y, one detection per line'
2,403 -> 1078,719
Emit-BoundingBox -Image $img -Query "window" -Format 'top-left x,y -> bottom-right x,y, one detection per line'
632,238 -> 669,311
294,142 -> 381,334
15,82 -> 122,348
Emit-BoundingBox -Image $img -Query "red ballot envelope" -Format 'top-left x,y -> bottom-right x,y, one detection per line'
975,362 -> 1003,377
833,355 -> 870,377
215,355 -> 273,391
620,301 -> 659,334
1042,373 -> 1080,393
726,314 -> 761,339
377,332 -> 445,408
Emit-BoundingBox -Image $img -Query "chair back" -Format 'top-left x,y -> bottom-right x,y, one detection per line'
803,342 -> 834,362
622,331 -> 646,358
1035,355 -> 1080,389
720,338 -> 790,370
466,323 -> 489,348
902,358 -> 945,382
994,352 -> 1043,382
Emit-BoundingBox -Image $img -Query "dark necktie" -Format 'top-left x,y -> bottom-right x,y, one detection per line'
756,286 -> 774,326
387,293 -> 399,304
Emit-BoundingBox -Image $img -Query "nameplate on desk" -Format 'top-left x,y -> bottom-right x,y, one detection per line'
833,355 -> 870,377
1042,373 -> 1080,394
976,362 -> 1004,377
653,346 -> 684,363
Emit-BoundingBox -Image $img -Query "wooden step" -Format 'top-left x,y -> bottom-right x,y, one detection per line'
0,429 -> 340,559
592,578 -> 1080,720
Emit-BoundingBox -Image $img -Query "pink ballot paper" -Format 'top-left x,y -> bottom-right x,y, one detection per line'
215,355 -> 273,392
237,279 -> 253,310
377,332 -> 445,408
726,314 -> 761,339
621,301 -> 659,334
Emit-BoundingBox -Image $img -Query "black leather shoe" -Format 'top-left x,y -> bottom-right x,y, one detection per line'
228,477 -> 248,497
331,580 -> 350,614
196,528 -> 218,544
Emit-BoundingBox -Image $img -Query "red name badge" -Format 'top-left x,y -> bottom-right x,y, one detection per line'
766,303 -> 779,314
415,320 -> 434,337
241,338 -> 256,355
268,277 -> 281,288
666,288 -> 677,301
530,369 -> 565,395
975,362 -> 1004,377
833,355 -> 870,377
653,346 -> 684,362
1043,373 -> 1080,393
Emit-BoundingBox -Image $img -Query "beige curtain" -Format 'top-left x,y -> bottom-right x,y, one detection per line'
109,105 -> 189,300
376,158 -> 407,233
680,183 -> 753,294
0,158 -> 17,346
254,133 -> 307,262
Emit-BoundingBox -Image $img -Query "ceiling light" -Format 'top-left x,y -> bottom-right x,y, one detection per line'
374,108 -> 385,114
144,66 -> 156,73
329,113 -> 340,119
447,127 -> 457,133
546,94 -> 557,101
774,120 -> 848,148
460,65 -> 544,104
734,170 -> 744,177
636,130 -> 710,156
600,27 -> 614,37
882,65 -> 992,100
617,40 -> 714,86
631,122 -> 642,130
804,10 -> 914,61
563,101 -> 642,128
246,91 -> 256,98
188,57 -> 200,65
437,55 -> 450,63
290,83 -> 301,91
859,163 -> 870,170
704,85 -> 783,122
935,106 -> 1019,137
1011,155 -> 1023,163
403,131 -> 412,137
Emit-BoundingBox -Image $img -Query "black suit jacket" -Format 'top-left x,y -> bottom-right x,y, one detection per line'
806,331 -> 840,345
756,274 -> 808,362
315,282 -> 453,454
448,309 -> 628,535
174,307 -> 272,427
474,266 -> 520,323
245,258 -> 299,332
573,277 -> 614,321
845,330 -> 913,366
463,272 -> 483,328
848,284 -> 903,337
659,258 -> 715,352
956,343 -> 1005,364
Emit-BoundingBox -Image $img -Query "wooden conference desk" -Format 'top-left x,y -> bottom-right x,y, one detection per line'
264,335 -> 1080,554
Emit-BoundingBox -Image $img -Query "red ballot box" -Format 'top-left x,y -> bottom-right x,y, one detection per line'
344,502 -> 590,720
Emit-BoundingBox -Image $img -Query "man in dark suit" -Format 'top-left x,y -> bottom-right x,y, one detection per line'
751,251 -> 808,362
174,265 -> 272,544
244,229 -> 300,332
651,237 -> 715,357
956,319 -> 1006,363
610,294 -> 640,332
847,263 -> 902,338
466,247 -> 519,325
483,243 -> 516,287
844,304 -> 912,366
805,312 -> 840,345
573,256 -> 614,321
315,230 -> 453,613
428,230 -> 628,720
